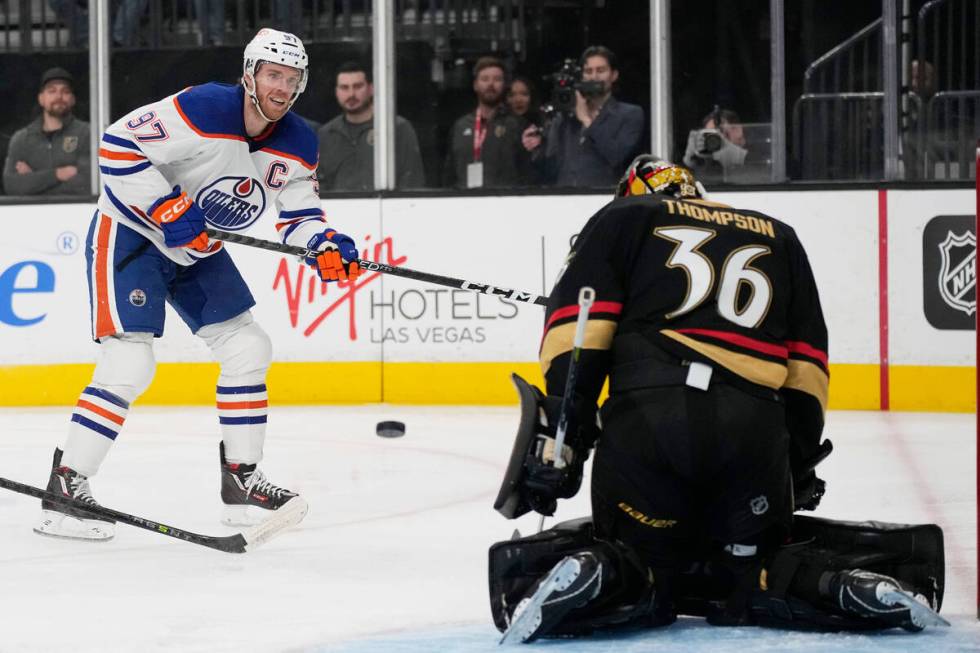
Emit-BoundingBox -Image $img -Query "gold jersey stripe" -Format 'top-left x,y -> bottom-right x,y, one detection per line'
539,319 -> 618,376
661,329 -> 788,390
785,358 -> 830,414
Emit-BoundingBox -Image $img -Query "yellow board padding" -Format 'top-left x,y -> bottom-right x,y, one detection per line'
0,362 -> 973,412
889,365 -> 977,412
828,363 -> 880,410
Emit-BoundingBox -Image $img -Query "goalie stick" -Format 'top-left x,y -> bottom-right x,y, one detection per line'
539,286 -> 595,533
0,475 -> 307,554
206,228 -> 549,307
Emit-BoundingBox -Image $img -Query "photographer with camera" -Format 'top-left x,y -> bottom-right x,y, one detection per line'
522,46 -> 644,188
682,107 -> 751,181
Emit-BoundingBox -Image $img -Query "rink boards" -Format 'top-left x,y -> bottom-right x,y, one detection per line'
0,188 -> 974,410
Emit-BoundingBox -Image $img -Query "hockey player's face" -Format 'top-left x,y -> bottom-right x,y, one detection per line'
335,72 -> 374,115
38,81 -> 75,118
582,55 -> 618,95
474,66 -> 505,106
253,63 -> 303,120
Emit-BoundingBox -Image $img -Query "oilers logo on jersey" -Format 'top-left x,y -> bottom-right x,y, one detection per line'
197,176 -> 267,230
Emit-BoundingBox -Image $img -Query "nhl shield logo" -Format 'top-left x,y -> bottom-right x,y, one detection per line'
749,495 -> 769,516
937,231 -> 976,316
63,136 -> 78,153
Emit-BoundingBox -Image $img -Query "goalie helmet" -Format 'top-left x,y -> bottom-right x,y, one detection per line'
615,155 -> 705,200
242,28 -> 309,118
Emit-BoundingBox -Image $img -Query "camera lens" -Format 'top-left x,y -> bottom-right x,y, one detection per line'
702,132 -> 723,153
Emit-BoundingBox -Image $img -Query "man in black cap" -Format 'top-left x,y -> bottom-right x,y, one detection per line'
3,67 -> 91,196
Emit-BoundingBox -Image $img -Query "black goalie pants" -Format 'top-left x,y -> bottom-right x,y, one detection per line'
591,382 -> 793,575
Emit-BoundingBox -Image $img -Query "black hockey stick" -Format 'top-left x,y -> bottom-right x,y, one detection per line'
206,228 -> 549,307
0,475 -> 307,554
538,286 -> 595,533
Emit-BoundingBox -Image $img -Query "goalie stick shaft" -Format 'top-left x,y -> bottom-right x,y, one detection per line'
538,286 -> 595,533
553,286 -> 596,470
206,228 -> 549,307
0,476 -> 247,553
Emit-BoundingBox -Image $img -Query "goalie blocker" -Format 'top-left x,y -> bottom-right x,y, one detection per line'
489,515 -> 946,638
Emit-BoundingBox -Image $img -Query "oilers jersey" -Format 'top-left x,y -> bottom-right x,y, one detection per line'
96,82 -> 326,265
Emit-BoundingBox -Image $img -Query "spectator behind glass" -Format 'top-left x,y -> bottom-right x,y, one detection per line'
904,59 -> 938,179
48,0 -> 149,47
521,45 -> 644,188
317,60 -> 426,191
443,56 -> 530,189
682,107 -> 751,182
507,76 -> 542,128
3,67 -> 91,196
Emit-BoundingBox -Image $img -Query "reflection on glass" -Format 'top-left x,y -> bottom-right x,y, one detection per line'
682,108 -> 772,185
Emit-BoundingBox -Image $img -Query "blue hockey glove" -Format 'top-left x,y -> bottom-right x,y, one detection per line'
304,229 -> 361,282
148,186 -> 209,250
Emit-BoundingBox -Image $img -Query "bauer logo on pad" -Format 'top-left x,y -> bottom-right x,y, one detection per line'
922,215 -> 976,330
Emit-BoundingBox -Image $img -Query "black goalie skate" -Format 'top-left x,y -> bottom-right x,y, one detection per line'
500,552 -> 604,644
829,569 -> 950,631
34,447 -> 114,541
219,442 -> 306,527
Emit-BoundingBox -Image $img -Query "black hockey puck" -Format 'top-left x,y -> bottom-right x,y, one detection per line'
376,421 -> 406,438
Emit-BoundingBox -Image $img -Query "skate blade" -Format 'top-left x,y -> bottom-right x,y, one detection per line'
499,556 -> 582,645
33,510 -> 114,541
880,589 -> 951,628
241,496 -> 309,552
222,498 -> 304,527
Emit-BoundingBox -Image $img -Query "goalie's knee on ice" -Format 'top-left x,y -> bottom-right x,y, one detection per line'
198,311 -> 272,384
91,332 -> 156,404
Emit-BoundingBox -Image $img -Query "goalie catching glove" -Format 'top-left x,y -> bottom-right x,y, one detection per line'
304,229 -> 362,282
148,186 -> 209,250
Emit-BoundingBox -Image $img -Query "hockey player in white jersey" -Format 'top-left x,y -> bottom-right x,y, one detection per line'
35,29 -> 360,541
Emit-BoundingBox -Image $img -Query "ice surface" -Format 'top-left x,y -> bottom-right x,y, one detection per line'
0,406 -> 976,652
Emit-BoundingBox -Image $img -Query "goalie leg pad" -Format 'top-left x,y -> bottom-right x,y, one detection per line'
748,515 -> 945,631
489,517 -> 662,638
198,311 -> 272,464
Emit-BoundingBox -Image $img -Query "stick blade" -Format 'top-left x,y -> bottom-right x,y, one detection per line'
241,496 -> 309,552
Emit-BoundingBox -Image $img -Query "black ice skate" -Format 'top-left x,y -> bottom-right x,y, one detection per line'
500,552 -> 603,644
829,569 -> 950,631
34,448 -> 114,541
219,442 -> 306,527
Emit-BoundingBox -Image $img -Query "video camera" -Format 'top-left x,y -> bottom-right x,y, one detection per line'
693,105 -> 725,156
546,59 -> 605,116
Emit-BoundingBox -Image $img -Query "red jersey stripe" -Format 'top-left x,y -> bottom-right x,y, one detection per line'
785,340 -> 829,367
674,328 -> 789,359
544,301 -> 623,332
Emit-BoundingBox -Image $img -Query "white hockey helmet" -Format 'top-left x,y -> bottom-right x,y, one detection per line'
242,28 -> 309,117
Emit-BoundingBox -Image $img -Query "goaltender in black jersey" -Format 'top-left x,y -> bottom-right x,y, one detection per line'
490,156 -> 948,643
